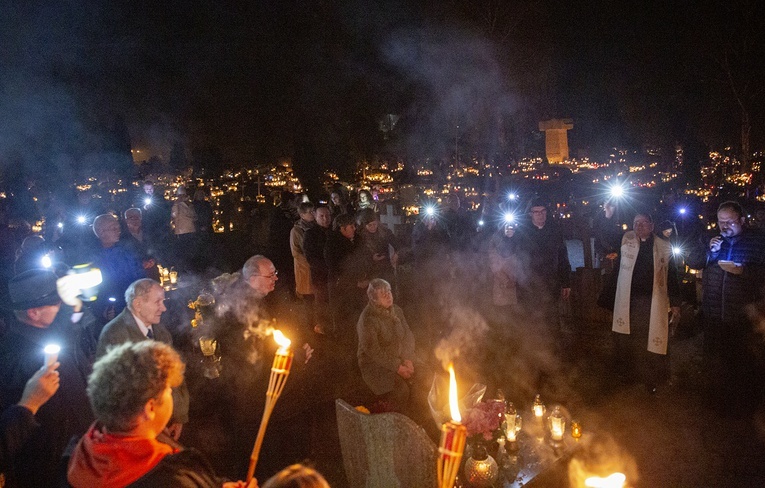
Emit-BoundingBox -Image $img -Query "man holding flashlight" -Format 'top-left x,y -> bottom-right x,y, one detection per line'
0,269 -> 98,487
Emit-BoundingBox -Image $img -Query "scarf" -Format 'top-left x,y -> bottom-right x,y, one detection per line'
612,231 -> 671,355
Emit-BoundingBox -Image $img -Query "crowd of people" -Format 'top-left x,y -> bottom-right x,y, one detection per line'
1,178 -> 765,486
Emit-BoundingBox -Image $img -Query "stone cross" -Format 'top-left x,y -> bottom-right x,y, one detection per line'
379,204 -> 403,232
539,118 -> 574,163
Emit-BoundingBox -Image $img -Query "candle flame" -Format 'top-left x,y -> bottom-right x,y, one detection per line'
585,473 -> 626,488
448,362 -> 461,423
272,329 -> 291,350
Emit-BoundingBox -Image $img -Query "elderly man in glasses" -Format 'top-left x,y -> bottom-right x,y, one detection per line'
199,255 -> 314,477
607,212 -> 681,394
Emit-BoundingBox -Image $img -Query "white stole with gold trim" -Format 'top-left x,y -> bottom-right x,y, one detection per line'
611,231 -> 671,355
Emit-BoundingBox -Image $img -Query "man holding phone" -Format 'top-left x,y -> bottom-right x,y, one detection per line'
688,201 -> 765,416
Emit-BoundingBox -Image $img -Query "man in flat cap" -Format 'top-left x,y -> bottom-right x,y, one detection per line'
0,269 -> 98,487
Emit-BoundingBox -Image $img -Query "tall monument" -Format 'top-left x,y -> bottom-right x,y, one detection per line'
539,118 -> 573,163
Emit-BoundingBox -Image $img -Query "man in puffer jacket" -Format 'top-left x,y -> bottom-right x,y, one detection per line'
687,201 -> 765,416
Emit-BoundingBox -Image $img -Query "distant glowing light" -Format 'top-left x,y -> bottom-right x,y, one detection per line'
507,192 -> 517,201
425,206 -> 436,216
76,215 -> 86,224
57,222 -> 63,229
108,297 -> 117,302
478,220 -> 485,226
678,207 -> 687,215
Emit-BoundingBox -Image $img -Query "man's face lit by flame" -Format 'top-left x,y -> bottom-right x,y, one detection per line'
248,259 -> 278,297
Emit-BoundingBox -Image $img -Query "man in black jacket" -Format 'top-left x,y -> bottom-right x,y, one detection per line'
303,205 -> 332,334
0,269 -> 98,487
517,198 -> 571,339
687,201 -> 765,415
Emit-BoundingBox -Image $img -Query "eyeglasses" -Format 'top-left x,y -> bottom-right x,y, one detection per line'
254,270 -> 278,280
718,219 -> 740,226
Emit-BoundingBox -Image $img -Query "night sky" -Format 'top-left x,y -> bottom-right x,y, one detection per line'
1,0 -> 764,183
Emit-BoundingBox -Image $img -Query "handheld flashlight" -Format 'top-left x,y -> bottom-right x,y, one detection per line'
40,254 -> 52,269
503,212 -> 516,224
144,197 -> 152,206
424,206 -> 436,217
678,207 -> 687,216
69,264 -> 103,302
672,246 -> 683,256
57,222 -> 63,229
478,219 -> 485,227
608,184 -> 625,199
507,192 -> 517,201
76,215 -> 86,224
43,344 -> 60,368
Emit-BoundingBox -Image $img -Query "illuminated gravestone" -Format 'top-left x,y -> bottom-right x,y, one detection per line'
539,118 -> 574,163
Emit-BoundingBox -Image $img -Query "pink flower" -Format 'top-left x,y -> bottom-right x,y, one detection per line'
463,400 -> 505,440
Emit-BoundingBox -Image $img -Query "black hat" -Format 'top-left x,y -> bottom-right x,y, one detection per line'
528,196 -> 548,209
658,220 -> 675,232
3,269 -> 61,310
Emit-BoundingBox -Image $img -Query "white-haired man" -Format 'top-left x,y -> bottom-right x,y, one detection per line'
97,278 -> 188,439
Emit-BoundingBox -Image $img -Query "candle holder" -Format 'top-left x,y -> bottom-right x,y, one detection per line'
504,402 -> 522,451
548,405 -> 566,446
571,420 -> 582,439
246,330 -> 293,482
532,394 -> 546,420
169,270 -> 178,285
199,336 -> 221,379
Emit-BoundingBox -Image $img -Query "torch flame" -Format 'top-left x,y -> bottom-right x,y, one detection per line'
272,329 -> 291,351
585,473 -> 626,488
448,362 -> 461,423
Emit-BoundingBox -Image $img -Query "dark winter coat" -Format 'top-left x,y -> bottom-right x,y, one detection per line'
356,303 -> 415,395
0,308 -> 97,488
304,225 -> 330,287
517,222 -> 571,295
687,228 -> 765,322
